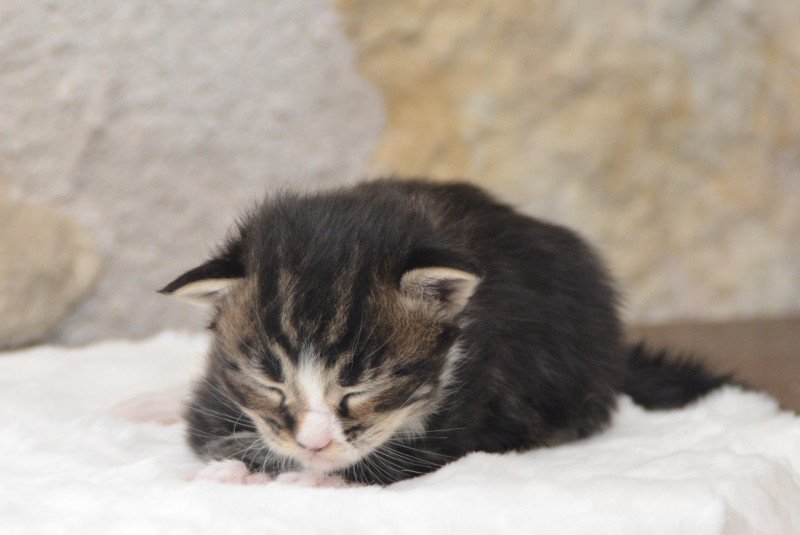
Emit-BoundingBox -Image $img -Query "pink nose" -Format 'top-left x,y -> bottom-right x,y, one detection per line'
295,411 -> 334,451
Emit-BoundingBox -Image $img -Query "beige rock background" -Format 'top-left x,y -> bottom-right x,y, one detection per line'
1,0 -> 799,345
0,189 -> 101,348
337,0 -> 800,323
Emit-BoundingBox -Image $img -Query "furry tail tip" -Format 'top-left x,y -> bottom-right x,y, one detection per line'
622,343 -> 732,410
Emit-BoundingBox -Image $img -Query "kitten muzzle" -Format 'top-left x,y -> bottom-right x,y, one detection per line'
295,411 -> 335,452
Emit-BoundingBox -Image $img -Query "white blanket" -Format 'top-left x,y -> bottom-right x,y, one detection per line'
1,332 -> 799,534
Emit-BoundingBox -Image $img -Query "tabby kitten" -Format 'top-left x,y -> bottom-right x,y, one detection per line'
161,179 -> 727,485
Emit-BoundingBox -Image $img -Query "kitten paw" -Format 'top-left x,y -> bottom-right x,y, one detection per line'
112,392 -> 184,425
273,471 -> 348,488
187,460 -> 270,485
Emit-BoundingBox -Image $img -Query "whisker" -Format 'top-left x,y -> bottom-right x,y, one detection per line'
383,439 -> 456,460
371,448 -> 418,475
363,452 -> 395,483
188,404 -> 248,427
372,445 -> 437,471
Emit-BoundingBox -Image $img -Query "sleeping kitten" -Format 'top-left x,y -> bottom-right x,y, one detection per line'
160,179 -> 728,485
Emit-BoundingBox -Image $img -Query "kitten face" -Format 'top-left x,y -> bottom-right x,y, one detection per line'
160,188 -> 481,474
203,271 -> 468,473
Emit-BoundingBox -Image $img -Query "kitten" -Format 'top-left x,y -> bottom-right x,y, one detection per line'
160,179 -> 728,485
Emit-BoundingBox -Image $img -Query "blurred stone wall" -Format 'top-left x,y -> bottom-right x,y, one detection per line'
0,0 -> 383,346
2,0 -> 799,346
336,0 -> 800,324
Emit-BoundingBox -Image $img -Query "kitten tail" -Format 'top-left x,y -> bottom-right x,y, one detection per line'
622,343 -> 732,409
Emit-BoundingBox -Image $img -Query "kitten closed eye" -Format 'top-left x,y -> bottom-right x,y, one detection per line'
263,386 -> 286,405
338,392 -> 364,416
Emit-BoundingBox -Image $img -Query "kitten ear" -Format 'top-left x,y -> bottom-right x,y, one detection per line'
400,267 -> 479,318
158,257 -> 244,306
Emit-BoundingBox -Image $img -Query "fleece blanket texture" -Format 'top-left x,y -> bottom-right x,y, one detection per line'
1,332 -> 799,534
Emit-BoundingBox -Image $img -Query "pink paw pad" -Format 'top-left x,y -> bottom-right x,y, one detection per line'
187,460 -> 270,485
112,392 -> 184,425
273,471 -> 348,488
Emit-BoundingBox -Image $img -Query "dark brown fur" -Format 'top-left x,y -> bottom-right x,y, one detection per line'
161,179 -> 729,485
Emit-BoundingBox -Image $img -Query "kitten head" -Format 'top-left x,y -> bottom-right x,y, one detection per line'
161,192 -> 480,472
